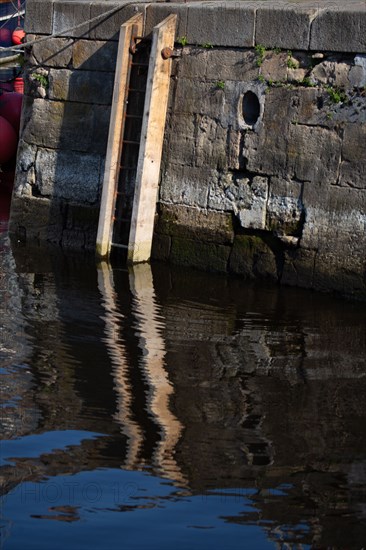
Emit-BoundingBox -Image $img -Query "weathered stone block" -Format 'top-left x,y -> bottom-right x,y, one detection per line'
339,123 -> 366,189
174,78 -> 225,118
229,235 -> 278,281
260,52 -> 288,83
195,115 -> 227,170
208,172 -> 250,212
63,204 -> 99,250
9,195 -> 64,245
35,149 -> 102,203
311,249 -> 366,300
339,161 -> 366,190
22,99 -> 110,155
49,69 -> 114,104
288,125 -> 342,184
186,3 -> 255,47
156,203 -> 234,245
151,233 -> 171,262
29,37 -> 73,67
349,55 -> 366,87
205,50 -> 258,82
25,0 -> 54,35
301,183 -> 366,256
281,248 -> 316,289
145,3 -> 188,40
243,128 -> 287,178
178,49 -> 209,79
14,141 -> 38,196
72,40 -> 118,71
170,237 -> 230,273
310,60 -> 352,88
256,6 -> 317,50
310,8 -> 366,53
267,177 -> 304,235
227,128 -> 244,171
89,2 -> 144,41
238,176 -> 268,230
342,124 -> 366,163
160,164 -> 214,208
53,1 -> 91,38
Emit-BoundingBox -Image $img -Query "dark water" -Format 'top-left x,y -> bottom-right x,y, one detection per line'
1,223 -> 366,549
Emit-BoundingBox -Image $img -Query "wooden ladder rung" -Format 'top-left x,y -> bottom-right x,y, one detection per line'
123,139 -> 140,145
113,217 -> 130,223
111,243 -> 128,249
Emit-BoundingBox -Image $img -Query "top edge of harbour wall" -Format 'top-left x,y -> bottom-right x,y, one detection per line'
24,0 -> 366,53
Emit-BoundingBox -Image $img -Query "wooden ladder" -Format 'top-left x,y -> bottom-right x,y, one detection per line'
96,13 -> 177,263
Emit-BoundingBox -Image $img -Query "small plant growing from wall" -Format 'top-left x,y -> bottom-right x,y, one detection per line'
32,73 -> 48,88
326,86 -> 347,104
201,42 -> 213,49
286,51 -> 298,69
177,36 -> 188,47
216,80 -> 225,90
301,77 -> 315,87
29,69 -> 49,98
255,44 -> 266,67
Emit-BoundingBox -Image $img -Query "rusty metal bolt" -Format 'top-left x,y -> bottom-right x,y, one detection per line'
161,47 -> 173,60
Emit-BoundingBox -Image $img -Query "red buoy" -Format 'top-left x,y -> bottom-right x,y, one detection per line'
0,116 -> 17,164
0,92 -> 23,134
12,28 -> 25,46
13,77 -> 24,95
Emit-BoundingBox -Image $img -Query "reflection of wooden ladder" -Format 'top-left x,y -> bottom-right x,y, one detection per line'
96,13 -> 177,263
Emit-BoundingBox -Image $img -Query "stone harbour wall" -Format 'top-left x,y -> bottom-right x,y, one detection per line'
9,0 -> 366,299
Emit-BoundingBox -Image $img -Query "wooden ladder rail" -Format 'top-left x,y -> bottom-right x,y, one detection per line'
96,13 -> 177,263
96,13 -> 143,260
127,14 -> 177,264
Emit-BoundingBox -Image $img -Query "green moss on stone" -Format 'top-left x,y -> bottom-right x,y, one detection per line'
229,234 -> 278,280
170,236 -> 230,273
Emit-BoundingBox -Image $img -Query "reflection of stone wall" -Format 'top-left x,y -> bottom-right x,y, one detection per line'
158,274 -> 366,546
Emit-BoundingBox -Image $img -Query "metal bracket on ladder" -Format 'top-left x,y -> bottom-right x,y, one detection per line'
96,13 -> 177,262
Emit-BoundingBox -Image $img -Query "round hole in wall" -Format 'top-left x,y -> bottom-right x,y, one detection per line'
242,91 -> 260,126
